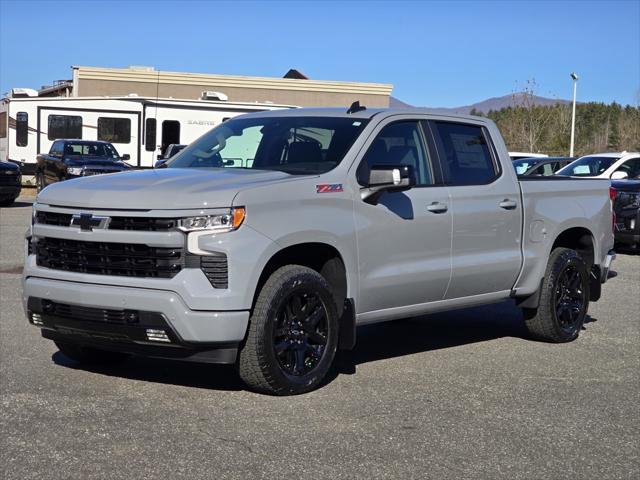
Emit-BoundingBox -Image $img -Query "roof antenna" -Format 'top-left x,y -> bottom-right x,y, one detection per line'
347,101 -> 366,114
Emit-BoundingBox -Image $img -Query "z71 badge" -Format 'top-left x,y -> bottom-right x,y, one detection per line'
316,184 -> 343,193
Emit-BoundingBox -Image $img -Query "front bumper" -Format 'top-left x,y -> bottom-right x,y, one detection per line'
0,184 -> 21,200
23,277 -> 249,362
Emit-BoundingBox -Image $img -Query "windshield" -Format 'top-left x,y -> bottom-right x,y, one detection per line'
65,142 -> 120,159
512,159 -> 540,175
556,156 -> 618,176
167,116 -> 369,175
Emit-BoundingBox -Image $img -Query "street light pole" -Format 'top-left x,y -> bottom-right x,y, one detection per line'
570,72 -> 578,157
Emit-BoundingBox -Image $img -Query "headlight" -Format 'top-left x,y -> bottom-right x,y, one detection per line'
67,167 -> 83,175
178,207 -> 245,233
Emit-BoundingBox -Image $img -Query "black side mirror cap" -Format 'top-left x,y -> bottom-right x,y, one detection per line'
121,154 -> 131,161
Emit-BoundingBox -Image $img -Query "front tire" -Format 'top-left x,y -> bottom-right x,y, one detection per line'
523,247 -> 590,342
238,265 -> 339,395
55,342 -> 130,364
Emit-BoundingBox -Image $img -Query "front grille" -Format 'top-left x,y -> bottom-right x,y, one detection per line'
83,169 -> 120,176
201,255 -> 229,288
36,211 -> 178,231
35,237 -> 183,278
0,174 -> 20,186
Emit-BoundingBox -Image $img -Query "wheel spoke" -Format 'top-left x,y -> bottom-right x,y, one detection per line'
305,305 -> 325,328
305,330 -> 327,345
274,340 -> 289,355
293,347 -> 306,374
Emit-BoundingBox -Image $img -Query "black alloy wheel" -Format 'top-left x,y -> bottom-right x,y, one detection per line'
553,263 -> 586,334
272,290 -> 329,376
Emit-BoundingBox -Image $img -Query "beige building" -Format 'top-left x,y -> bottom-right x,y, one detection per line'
39,66 -> 393,108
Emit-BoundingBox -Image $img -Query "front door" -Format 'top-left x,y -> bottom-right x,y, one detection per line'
428,120 -> 522,299
353,119 -> 452,315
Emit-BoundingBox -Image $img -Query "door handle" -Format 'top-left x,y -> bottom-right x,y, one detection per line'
499,199 -> 518,210
427,202 -> 448,214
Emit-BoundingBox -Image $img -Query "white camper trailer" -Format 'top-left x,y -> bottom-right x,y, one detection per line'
0,95 -> 292,178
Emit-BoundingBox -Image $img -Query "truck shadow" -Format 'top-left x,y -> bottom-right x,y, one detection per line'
51,299 -> 597,393
332,300 -> 598,377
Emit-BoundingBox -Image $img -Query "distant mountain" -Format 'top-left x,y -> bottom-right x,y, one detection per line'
391,93 -> 572,114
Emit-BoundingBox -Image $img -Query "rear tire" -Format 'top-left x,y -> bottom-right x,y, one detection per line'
238,265 -> 339,395
523,247 -> 590,343
55,342 -> 130,364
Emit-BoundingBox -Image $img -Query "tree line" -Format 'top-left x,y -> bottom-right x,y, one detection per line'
471,99 -> 640,157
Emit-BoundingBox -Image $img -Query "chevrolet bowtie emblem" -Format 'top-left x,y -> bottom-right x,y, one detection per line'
70,213 -> 111,231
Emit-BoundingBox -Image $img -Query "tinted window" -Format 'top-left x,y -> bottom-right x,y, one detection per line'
16,112 -> 28,146
359,121 -> 433,185
556,156 -> 617,176
48,115 -> 82,140
97,117 -> 131,144
615,158 -> 640,179
50,140 -> 64,156
145,118 -> 156,152
0,112 -> 6,138
63,142 -> 119,158
512,159 -> 539,175
168,116 -> 368,175
432,122 -> 498,185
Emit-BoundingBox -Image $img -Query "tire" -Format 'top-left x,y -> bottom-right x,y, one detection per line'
55,341 -> 130,364
0,198 -> 15,207
238,265 -> 339,395
36,172 -> 45,192
522,247 -> 590,343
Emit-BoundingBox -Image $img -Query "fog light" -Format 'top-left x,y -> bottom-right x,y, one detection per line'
146,329 -> 171,343
31,312 -> 44,326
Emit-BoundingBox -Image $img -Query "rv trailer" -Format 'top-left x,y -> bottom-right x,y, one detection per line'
0,95 -> 293,181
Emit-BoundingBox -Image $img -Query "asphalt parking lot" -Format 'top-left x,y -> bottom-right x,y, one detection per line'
1,192 -> 638,480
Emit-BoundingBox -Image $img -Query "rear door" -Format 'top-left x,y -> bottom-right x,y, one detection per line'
354,118 -> 452,314
427,120 -> 522,299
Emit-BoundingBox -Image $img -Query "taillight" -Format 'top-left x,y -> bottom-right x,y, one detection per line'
609,186 -> 617,233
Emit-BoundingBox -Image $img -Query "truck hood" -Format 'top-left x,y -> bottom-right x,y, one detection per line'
37,168 -> 296,210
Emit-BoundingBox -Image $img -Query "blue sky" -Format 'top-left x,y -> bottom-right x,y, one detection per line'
0,0 -> 638,107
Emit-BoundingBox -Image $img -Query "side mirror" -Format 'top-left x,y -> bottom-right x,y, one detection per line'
611,170 -> 628,180
154,159 -> 168,169
121,154 -> 130,161
361,164 -> 415,204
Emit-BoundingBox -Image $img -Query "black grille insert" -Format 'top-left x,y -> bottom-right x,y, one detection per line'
36,211 -> 179,231
201,255 -> 229,289
35,237 -> 183,278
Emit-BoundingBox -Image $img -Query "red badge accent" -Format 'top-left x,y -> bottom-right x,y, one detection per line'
316,184 -> 344,193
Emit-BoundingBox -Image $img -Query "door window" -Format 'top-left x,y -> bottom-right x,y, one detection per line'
431,122 -> 499,185
16,112 -> 28,146
161,120 -> 180,156
358,121 -> 433,186
615,158 -> 640,179
145,118 -> 156,152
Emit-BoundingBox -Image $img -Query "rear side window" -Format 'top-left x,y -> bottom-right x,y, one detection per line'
431,122 -> 499,185
145,118 -> 156,151
97,117 -> 131,144
358,121 -> 433,186
48,115 -> 82,140
16,112 -> 28,146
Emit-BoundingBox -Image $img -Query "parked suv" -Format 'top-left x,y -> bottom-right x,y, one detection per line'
24,108 -> 615,395
36,140 -> 131,191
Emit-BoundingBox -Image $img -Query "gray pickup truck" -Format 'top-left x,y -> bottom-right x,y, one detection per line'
24,107 -> 616,395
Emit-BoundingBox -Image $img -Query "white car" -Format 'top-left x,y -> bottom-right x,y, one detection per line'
556,152 -> 640,180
